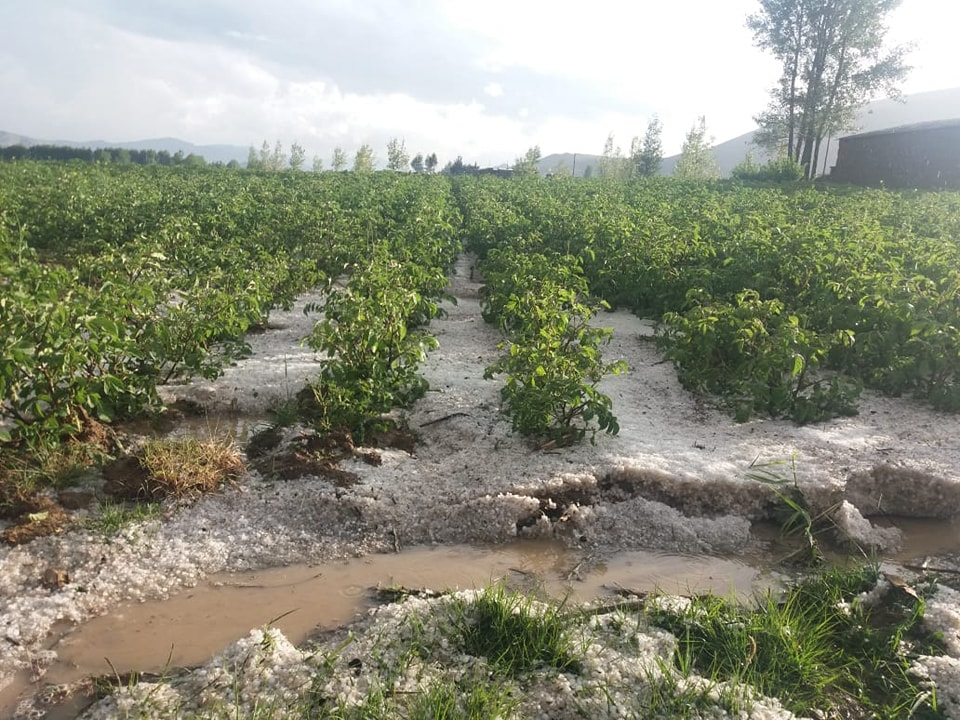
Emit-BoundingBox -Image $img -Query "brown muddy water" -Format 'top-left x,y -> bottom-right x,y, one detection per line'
0,540 -> 764,719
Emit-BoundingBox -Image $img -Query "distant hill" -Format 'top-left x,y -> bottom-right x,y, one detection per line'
538,152 -> 602,178
541,86 -> 960,178
0,132 -> 249,166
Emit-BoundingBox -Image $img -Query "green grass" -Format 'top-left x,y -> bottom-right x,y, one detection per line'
87,499 -> 162,536
646,564 -> 946,718
0,439 -> 103,507
446,584 -> 582,676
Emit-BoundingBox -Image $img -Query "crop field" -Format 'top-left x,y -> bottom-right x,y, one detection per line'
4,164 -> 960,450
3,163 -> 960,718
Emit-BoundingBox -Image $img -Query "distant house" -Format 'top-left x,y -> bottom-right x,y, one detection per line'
829,119 -> 960,189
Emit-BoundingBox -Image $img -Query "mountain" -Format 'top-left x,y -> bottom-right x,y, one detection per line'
541,87 -> 960,178
0,132 -> 249,165
537,152 -> 602,178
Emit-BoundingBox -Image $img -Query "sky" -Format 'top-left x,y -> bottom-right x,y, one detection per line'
1,0 -> 957,167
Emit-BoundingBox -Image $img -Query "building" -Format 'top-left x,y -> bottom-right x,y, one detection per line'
828,119 -> 960,189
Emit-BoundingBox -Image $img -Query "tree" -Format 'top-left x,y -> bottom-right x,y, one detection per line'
425,152 -> 438,173
441,156 -> 479,175
410,153 -> 425,174
289,142 -> 306,171
270,140 -> 286,171
353,144 -> 376,173
512,145 -> 542,177
598,134 -> 630,179
673,116 -> 720,180
258,140 -> 271,169
748,0 -> 911,178
633,116 -> 663,177
331,147 -> 347,172
386,138 -> 410,171
312,155 -> 324,172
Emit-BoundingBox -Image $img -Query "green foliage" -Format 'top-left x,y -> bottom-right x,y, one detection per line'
403,679 -> 517,719
385,138 -> 410,172
658,289 -> 861,423
632,115 -> 664,178
512,145 -> 542,177
480,247 -> 626,444
731,155 -> 807,183
456,177 -> 960,420
0,164 -> 463,451
305,244 -> 450,436
352,144 -> 376,173
88,500 -> 162,536
646,565 -> 943,718
447,584 -> 581,676
673,116 -> 720,180
749,0 -> 910,175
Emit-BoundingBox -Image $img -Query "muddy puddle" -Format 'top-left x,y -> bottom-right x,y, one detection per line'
881,517 -> 960,563
0,541 -> 765,718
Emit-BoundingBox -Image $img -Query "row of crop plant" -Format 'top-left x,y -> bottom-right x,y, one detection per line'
478,242 -> 626,444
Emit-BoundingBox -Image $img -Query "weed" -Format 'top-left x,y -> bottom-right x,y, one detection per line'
446,584 -> 582,676
0,437 -> 105,509
747,456 -> 846,565
405,678 -> 517,719
137,436 -> 245,500
87,499 -> 162,536
267,393 -> 302,429
645,564 -> 945,718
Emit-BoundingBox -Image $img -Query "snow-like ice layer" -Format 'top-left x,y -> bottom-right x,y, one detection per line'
3,256 -> 960,706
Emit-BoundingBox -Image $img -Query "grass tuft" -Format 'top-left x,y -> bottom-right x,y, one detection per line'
87,499 -> 162,536
447,584 -> 582,676
137,436 -> 245,500
646,564 -> 946,718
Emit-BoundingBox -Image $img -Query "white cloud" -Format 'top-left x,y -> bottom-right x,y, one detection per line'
1,0 -> 956,165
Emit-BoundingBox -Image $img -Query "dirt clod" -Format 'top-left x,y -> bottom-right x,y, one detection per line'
1,496 -> 72,545
41,568 -> 71,591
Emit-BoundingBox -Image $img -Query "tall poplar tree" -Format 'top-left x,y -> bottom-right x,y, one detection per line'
633,116 -> 664,178
748,0 -> 910,177
331,147 -> 348,172
386,138 -> 410,171
353,144 -> 376,173
673,117 -> 720,180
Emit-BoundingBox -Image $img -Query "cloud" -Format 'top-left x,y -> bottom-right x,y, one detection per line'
3,0 -> 949,165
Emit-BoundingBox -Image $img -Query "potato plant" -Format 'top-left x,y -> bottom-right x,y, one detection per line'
481,248 -> 626,444
658,289 -> 860,423
305,244 -> 453,437
456,176 -> 960,420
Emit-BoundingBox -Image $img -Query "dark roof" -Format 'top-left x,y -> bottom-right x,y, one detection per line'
841,118 -> 960,140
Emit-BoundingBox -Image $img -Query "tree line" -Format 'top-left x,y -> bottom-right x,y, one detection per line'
0,144 -> 212,166
246,137 -> 440,174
